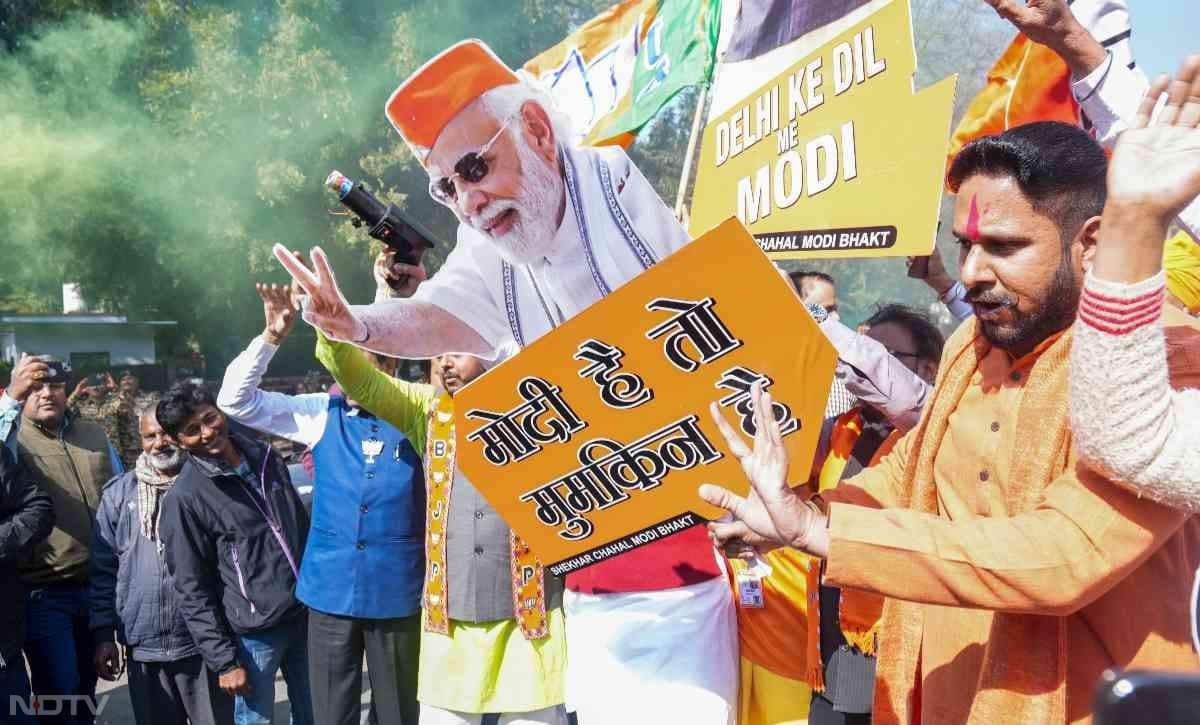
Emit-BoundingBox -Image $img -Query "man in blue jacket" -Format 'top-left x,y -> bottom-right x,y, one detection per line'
157,382 -> 313,725
89,401 -> 233,724
216,281 -> 424,725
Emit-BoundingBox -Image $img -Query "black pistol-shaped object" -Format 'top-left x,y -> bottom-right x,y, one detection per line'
326,170 -> 437,288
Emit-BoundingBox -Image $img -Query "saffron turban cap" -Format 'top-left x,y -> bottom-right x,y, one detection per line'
386,40 -> 520,162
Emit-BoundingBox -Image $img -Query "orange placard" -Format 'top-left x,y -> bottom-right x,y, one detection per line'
454,218 -> 837,574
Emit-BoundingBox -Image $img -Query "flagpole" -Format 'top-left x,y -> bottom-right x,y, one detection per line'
674,83 -> 709,219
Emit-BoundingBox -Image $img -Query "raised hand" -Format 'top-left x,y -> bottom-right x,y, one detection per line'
1107,56 -> 1200,224
983,0 -> 1105,76
256,282 -> 298,346
698,382 -> 826,556
372,249 -> 429,298
273,244 -> 368,343
908,243 -> 955,296
6,354 -> 51,402
984,0 -> 1073,44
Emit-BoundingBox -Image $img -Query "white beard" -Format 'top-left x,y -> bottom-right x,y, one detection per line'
467,137 -> 564,266
149,447 -> 184,471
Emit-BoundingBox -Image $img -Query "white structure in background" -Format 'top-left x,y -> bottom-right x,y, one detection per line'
0,284 -> 175,370
62,283 -> 88,315
0,314 -> 177,370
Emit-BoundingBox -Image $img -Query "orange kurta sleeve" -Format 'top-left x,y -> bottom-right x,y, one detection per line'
823,463 -> 1189,615
816,425 -> 916,511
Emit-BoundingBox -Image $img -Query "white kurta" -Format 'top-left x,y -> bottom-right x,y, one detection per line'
563,573 -> 738,725
410,144 -> 689,356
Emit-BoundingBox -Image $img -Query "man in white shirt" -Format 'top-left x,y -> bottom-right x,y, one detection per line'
275,39 -> 737,725
985,0 -> 1200,241
217,283 -> 426,725
789,271 -> 858,419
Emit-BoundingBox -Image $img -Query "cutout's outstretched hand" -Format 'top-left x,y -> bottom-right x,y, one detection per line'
273,244 -> 367,343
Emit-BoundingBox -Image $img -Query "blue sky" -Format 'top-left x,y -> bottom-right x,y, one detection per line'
1131,1 -> 1197,78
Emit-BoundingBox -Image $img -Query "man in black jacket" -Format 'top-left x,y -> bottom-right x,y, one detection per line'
0,439 -> 55,724
157,382 -> 313,725
89,402 -> 233,724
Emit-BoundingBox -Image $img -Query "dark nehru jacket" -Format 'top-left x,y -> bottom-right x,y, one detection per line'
446,466 -> 562,621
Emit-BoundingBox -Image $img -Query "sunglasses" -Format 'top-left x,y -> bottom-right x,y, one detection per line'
429,118 -> 514,204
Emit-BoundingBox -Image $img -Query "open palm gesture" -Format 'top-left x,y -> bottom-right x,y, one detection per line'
1107,56 -> 1200,223
273,244 -> 367,343
699,383 -> 820,554
256,282 -> 298,345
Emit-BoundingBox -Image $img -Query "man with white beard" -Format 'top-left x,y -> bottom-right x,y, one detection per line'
88,403 -> 232,724
276,39 -> 738,725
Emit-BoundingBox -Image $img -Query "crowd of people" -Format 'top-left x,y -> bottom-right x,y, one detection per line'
2,1 -> 1200,724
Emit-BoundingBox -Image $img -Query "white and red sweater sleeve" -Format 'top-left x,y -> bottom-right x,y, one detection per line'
1070,271 -> 1200,512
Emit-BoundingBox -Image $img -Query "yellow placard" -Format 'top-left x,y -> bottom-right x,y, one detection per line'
454,219 -> 836,573
689,0 -> 957,259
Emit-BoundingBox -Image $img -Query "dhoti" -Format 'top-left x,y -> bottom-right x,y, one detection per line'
564,574 -> 738,724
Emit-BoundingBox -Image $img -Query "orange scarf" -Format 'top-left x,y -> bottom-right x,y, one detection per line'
422,392 -> 550,640
805,408 -> 897,691
871,321 -> 1072,725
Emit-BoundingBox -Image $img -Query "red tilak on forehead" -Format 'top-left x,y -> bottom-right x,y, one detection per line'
965,194 -> 981,241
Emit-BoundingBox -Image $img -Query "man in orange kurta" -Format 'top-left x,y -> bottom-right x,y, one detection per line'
703,120 -> 1200,725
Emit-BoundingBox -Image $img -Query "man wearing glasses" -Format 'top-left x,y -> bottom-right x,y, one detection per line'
275,39 -> 737,725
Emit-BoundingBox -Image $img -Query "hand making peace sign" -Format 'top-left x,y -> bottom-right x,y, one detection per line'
273,244 -> 369,344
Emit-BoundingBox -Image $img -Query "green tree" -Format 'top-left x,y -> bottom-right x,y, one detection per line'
0,0 -> 612,376
0,0 -> 1011,384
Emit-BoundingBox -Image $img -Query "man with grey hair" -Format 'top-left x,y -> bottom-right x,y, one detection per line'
276,39 -> 737,725
88,401 -> 233,724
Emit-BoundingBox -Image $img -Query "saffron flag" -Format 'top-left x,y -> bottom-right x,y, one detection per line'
524,0 -> 656,148
597,0 -> 722,141
948,0 -> 1138,165
524,0 -> 721,147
